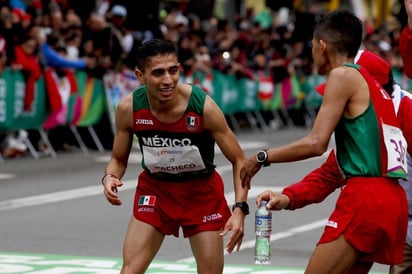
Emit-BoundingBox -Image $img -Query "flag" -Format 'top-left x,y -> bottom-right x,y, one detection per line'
186,116 -> 199,126
138,195 -> 156,206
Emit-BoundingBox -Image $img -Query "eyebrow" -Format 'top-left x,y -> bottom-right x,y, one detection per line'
151,65 -> 179,74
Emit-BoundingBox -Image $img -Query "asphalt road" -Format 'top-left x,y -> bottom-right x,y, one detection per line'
0,127 -> 389,273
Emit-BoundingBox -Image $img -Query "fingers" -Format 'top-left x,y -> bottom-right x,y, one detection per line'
224,230 -> 244,254
235,241 -> 242,252
256,191 -> 289,210
219,227 -> 229,237
103,181 -> 123,206
256,190 -> 272,206
221,217 -> 245,254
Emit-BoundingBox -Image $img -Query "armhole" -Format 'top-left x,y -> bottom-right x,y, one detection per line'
188,84 -> 207,114
133,86 -> 149,112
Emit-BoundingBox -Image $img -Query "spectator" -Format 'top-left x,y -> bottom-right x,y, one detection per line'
0,35 -> 28,158
83,12 -> 122,77
12,35 -> 42,111
0,6 -> 25,65
107,4 -> 134,71
40,31 -> 92,69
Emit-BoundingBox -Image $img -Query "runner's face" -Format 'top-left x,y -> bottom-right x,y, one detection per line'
137,54 -> 180,101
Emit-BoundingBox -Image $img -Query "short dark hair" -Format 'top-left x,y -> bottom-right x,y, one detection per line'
313,10 -> 363,58
136,39 -> 177,71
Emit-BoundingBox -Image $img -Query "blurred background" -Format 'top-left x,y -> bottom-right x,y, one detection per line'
0,0 -> 409,160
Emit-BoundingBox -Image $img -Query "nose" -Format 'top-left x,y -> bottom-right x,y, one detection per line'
162,72 -> 174,84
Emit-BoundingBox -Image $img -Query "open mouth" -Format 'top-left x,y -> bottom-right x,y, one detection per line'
159,87 -> 174,97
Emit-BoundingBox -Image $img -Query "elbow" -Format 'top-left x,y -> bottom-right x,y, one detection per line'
307,139 -> 328,157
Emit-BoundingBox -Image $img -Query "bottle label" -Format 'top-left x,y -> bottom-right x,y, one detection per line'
255,237 -> 270,256
255,215 -> 272,234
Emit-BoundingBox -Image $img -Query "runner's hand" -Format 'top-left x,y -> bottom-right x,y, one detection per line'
256,190 -> 290,210
219,210 -> 246,253
103,177 -> 123,206
240,155 -> 262,189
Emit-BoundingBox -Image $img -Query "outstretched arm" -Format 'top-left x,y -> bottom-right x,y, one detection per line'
102,93 -> 134,206
241,67 -> 354,189
203,95 -> 249,254
256,149 -> 345,211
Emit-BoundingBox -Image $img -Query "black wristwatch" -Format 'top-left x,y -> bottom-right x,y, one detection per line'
256,149 -> 270,167
232,201 -> 250,215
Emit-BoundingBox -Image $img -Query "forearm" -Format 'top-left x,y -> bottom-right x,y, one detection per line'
104,157 -> 127,179
233,160 -> 248,202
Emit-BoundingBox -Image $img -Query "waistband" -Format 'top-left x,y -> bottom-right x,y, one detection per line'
143,168 -> 215,182
345,176 -> 399,184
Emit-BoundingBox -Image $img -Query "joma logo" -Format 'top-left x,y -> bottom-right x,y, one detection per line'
136,119 -> 154,125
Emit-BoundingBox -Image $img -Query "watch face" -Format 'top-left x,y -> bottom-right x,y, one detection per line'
257,151 -> 267,162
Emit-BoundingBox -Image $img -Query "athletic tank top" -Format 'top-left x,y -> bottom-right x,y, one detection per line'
334,64 -> 407,179
132,84 -> 216,181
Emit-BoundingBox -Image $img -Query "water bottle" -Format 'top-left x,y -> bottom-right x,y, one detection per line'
255,200 -> 272,265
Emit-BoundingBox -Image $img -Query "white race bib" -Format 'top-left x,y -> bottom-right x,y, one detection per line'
382,123 -> 408,177
142,145 -> 206,174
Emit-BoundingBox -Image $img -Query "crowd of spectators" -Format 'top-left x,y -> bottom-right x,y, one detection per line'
0,0 -> 408,158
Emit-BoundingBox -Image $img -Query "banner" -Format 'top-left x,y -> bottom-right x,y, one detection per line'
0,69 -> 48,131
0,68 -> 18,131
42,69 -> 78,130
75,71 -> 106,127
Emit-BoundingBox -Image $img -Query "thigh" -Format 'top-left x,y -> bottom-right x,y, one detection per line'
121,216 -> 165,274
189,230 -> 224,274
306,234 -> 359,274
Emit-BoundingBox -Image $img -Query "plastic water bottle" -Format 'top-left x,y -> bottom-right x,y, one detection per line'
255,200 -> 272,265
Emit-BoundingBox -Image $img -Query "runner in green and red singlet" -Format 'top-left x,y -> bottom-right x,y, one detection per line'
241,10 -> 408,274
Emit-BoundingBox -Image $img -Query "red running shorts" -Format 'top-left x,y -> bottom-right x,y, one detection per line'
133,170 -> 232,238
318,176 -> 408,265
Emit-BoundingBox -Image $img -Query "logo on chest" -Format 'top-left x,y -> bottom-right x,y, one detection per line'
136,119 -> 154,125
186,115 -> 200,131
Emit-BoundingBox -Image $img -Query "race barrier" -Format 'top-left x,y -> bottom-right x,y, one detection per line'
0,69 -> 107,159
10,65 -> 405,161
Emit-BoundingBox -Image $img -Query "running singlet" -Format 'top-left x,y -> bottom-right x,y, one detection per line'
334,64 -> 407,179
132,84 -> 216,181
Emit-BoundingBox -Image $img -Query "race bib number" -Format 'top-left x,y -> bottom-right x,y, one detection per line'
142,145 -> 206,174
382,123 -> 408,178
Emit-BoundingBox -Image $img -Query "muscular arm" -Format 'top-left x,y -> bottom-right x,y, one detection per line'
241,66 -> 361,188
203,95 -> 248,203
103,93 -> 134,205
203,95 -> 248,253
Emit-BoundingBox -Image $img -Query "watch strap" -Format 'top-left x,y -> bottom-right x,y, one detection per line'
232,201 -> 250,215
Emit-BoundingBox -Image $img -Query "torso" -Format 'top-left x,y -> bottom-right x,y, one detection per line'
335,64 -> 407,179
132,84 -> 216,181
